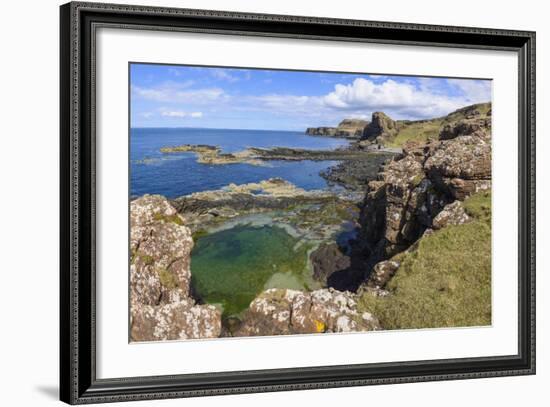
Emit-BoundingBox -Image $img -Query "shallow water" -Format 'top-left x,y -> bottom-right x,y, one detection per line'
130,127 -> 349,198
190,224 -> 320,317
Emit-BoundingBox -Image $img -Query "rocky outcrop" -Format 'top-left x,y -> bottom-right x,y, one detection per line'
363,112 -> 400,144
357,104 -> 491,277
130,195 -> 221,341
234,288 -> 380,336
439,117 -> 490,141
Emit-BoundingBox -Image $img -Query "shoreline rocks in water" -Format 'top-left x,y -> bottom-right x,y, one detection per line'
130,195 -> 222,341
170,178 -> 360,243
160,144 -> 266,166
160,143 -> 397,166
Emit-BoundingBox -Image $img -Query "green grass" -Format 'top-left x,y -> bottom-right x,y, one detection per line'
357,191 -> 492,329
387,119 -> 443,148
386,102 -> 491,148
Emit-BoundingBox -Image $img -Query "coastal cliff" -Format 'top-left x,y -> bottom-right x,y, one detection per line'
306,118 -> 369,139
131,102 -> 492,338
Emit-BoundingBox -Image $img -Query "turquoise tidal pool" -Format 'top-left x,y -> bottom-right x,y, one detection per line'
190,224 -> 319,318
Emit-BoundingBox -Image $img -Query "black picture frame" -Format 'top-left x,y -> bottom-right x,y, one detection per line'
60,2 -> 536,404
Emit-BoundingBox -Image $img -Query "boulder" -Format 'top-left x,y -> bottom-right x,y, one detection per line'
234,288 -> 380,336
130,195 -> 221,341
431,200 -> 471,230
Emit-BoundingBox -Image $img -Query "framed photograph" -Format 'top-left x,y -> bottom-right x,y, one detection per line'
60,1 -> 536,404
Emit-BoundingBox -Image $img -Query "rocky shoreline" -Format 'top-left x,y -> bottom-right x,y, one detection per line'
130,102 -> 492,341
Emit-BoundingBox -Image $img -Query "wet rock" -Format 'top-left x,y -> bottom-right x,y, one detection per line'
235,288 -> 380,336
320,153 -> 395,190
130,195 -> 222,341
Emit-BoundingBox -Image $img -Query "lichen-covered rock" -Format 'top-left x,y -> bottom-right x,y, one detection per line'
439,118 -> 490,140
130,194 -> 222,341
234,288 -> 380,336
130,195 -> 194,304
363,112 -> 399,144
131,300 -> 221,341
367,260 -> 401,288
431,200 -> 470,230
425,129 -> 491,199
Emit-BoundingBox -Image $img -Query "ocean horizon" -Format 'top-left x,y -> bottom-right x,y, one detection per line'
130,127 -> 350,198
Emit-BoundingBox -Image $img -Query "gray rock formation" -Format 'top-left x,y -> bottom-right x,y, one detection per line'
234,288 -> 380,336
431,200 -> 471,230
130,195 -> 221,341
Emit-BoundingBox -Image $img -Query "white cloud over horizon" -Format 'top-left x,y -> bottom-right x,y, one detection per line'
160,110 -> 203,118
131,75 -> 491,129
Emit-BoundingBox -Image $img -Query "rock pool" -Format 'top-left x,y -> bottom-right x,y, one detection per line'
190,224 -> 320,318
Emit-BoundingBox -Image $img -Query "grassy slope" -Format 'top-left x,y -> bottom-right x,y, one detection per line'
386,102 -> 491,148
358,191 -> 492,329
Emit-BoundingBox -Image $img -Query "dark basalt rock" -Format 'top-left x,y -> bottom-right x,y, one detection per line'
310,243 -> 351,284
320,153 -> 395,190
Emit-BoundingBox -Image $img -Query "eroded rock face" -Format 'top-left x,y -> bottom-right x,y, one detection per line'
234,288 -> 380,336
130,195 -> 221,341
336,119 -> 369,138
363,112 -> 399,144
358,104 -> 491,271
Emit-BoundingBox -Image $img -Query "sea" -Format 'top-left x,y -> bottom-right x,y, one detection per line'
130,127 -> 350,198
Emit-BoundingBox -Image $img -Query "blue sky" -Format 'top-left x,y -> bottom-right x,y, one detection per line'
130,63 -> 491,130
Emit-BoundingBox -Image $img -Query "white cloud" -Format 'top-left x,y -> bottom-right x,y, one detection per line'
132,82 -> 224,104
447,79 -> 492,102
320,77 -> 490,119
210,69 -> 239,83
160,110 -> 203,118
